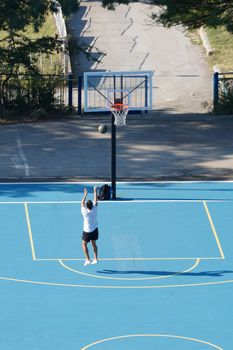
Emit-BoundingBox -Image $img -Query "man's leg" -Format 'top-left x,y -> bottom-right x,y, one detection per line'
82,240 -> 91,265
91,240 -> 98,264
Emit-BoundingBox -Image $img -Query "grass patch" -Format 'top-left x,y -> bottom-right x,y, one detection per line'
0,13 -> 57,40
25,13 -> 57,39
206,26 -> 233,72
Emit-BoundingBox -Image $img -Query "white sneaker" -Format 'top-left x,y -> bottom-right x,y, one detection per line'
91,259 -> 98,265
84,260 -> 91,266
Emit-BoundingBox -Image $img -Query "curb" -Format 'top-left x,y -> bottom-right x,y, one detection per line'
198,27 -> 214,56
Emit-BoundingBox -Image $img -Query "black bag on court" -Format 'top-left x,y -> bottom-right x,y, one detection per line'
98,184 -> 111,200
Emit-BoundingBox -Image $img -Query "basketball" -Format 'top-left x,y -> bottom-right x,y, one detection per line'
98,124 -> 108,134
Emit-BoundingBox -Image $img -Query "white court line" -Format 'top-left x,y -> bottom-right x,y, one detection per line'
203,201 -> 225,259
80,334 -> 224,350
0,199 -> 232,204
16,138 -> 30,176
0,180 -> 233,184
0,275 -> 233,289
24,203 -> 36,260
58,258 -> 200,281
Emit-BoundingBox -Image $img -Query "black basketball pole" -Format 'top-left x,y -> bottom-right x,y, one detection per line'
111,74 -> 117,200
111,114 -> 116,199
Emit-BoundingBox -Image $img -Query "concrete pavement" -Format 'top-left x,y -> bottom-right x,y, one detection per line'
1,113 -> 233,181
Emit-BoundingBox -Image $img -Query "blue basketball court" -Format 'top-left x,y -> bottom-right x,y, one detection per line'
1,181 -> 233,350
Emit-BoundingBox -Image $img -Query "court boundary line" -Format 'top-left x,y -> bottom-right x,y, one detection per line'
1,180 -> 233,184
24,202 -> 36,260
1,199 -> 233,204
203,201 -> 225,258
1,274 -> 233,289
58,258 -> 200,281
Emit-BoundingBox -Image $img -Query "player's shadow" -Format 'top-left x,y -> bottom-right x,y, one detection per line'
97,269 -> 233,277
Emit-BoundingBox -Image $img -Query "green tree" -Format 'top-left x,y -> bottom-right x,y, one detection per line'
101,0 -> 233,33
102,0 -> 128,10
150,1 -> 233,34
0,0 -> 79,75
0,0 -> 78,109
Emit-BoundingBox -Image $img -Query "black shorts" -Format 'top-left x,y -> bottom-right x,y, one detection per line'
82,227 -> 99,243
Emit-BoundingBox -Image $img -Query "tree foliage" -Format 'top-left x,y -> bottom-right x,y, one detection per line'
150,0 -> 233,34
0,0 -> 79,113
101,0 -> 233,33
0,0 -> 79,75
102,0 -> 128,10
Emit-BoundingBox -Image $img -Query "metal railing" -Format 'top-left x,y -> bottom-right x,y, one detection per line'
213,71 -> 233,106
0,73 -> 78,115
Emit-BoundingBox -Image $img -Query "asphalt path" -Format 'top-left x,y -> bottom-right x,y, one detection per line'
1,113 -> 233,181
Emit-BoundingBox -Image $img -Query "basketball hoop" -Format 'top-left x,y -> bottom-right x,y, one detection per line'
110,103 -> 129,126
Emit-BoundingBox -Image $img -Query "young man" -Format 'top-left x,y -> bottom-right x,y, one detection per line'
81,187 -> 98,266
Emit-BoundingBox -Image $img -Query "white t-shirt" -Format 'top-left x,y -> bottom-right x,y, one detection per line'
81,205 -> 98,233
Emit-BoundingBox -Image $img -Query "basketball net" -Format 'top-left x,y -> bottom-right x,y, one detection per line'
110,103 -> 129,126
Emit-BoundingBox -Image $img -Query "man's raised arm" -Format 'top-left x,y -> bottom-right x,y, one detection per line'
93,186 -> 98,206
81,188 -> 88,207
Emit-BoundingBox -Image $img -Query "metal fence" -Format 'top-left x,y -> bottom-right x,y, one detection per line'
213,72 -> 233,106
0,73 -> 130,116
0,73 -> 77,115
